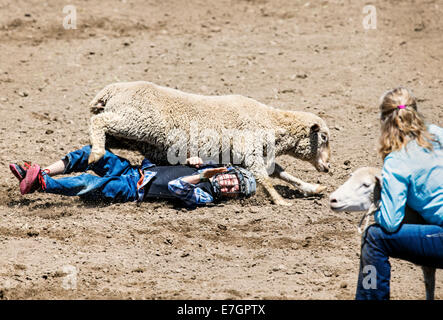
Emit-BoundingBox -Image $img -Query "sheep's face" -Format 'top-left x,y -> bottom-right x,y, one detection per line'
329,167 -> 381,212
292,124 -> 330,173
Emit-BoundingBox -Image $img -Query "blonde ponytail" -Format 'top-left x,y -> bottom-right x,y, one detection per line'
378,87 -> 435,159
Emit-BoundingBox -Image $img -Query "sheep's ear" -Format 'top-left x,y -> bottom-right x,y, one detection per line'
374,173 -> 382,187
374,174 -> 382,203
310,123 -> 320,132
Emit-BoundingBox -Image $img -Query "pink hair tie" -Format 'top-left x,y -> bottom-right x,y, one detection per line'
397,105 -> 406,109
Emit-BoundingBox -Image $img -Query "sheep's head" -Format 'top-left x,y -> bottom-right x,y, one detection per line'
329,167 -> 381,212
290,121 -> 331,173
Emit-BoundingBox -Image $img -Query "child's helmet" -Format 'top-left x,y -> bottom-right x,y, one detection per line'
211,166 -> 256,199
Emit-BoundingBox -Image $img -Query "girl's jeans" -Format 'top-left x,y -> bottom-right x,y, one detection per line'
43,145 -> 140,202
356,224 -> 443,300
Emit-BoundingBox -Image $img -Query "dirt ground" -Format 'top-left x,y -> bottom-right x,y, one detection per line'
0,0 -> 442,300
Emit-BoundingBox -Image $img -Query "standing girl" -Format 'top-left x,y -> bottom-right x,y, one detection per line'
356,87 -> 443,300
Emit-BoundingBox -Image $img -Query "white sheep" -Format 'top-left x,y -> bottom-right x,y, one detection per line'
329,166 -> 437,300
87,81 -> 331,205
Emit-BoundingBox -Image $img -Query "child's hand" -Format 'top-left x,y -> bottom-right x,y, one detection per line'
186,156 -> 203,168
201,167 -> 228,179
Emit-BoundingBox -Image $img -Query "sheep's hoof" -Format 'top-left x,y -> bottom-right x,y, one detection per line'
315,185 -> 327,194
300,184 -> 327,196
88,150 -> 104,164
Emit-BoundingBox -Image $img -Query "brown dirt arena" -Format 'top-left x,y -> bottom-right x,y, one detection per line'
0,0 -> 442,299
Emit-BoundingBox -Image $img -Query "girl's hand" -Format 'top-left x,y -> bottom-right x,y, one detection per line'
202,167 -> 227,179
186,156 -> 203,168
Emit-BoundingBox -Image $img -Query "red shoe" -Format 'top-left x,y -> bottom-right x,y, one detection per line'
9,163 -> 27,181
19,164 -> 46,195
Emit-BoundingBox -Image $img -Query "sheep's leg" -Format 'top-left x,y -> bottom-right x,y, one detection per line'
247,157 -> 291,206
259,177 -> 291,206
254,171 -> 291,206
271,163 -> 326,195
88,112 -> 123,164
422,266 -> 436,300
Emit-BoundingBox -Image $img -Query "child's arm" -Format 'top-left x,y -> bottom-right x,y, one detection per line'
167,168 -> 227,206
168,177 -> 213,206
374,157 -> 410,233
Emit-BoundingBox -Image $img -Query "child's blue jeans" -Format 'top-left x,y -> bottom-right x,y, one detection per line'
43,145 -> 140,202
355,223 -> 443,300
